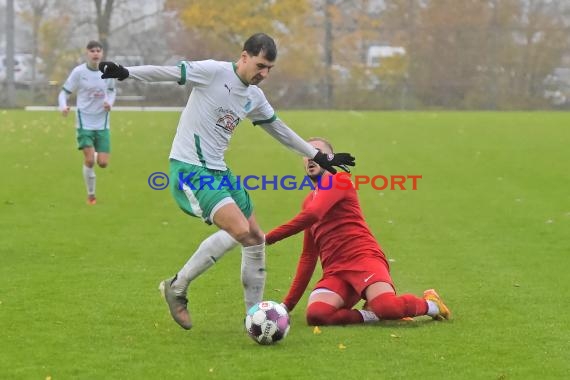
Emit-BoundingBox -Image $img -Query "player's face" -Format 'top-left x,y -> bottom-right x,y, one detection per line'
86,47 -> 103,68
241,51 -> 274,85
304,140 -> 331,180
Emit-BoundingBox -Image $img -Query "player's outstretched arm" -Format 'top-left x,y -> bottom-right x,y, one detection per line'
99,62 -> 183,83
258,119 -> 355,174
282,232 -> 319,312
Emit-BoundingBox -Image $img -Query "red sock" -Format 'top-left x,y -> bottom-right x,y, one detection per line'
368,293 -> 428,320
306,302 -> 364,326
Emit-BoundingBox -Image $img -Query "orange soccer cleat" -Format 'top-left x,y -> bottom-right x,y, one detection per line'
423,289 -> 451,321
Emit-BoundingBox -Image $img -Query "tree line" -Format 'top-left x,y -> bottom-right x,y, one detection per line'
2,0 -> 569,109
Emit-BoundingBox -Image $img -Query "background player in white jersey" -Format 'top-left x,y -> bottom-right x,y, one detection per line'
99,33 -> 355,330
58,40 -> 116,205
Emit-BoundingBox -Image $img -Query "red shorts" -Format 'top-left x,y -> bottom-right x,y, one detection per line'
313,257 -> 394,309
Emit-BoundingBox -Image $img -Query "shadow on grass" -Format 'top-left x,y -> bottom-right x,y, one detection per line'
315,318 -> 453,329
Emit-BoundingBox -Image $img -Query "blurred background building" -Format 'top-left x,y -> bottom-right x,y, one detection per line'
1,0 -> 569,110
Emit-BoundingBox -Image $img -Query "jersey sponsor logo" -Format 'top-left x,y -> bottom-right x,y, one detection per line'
215,107 -> 241,134
88,88 -> 106,99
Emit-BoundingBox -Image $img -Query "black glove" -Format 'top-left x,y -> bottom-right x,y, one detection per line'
99,61 -> 129,81
312,151 -> 355,174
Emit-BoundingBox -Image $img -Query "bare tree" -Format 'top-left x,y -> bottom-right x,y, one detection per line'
94,0 -> 114,52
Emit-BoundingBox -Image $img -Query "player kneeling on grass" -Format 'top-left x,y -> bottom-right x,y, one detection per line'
265,137 -> 451,325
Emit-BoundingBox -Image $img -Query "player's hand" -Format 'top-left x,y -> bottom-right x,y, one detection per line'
61,106 -> 70,117
312,151 -> 355,174
99,61 -> 129,81
103,102 -> 111,112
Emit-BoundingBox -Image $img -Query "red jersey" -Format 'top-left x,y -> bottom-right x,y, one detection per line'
265,173 -> 389,310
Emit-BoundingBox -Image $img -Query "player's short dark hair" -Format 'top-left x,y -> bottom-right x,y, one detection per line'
86,40 -> 103,50
243,33 -> 277,61
308,137 -> 334,153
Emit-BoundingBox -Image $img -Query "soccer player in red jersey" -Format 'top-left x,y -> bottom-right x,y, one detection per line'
265,137 -> 450,325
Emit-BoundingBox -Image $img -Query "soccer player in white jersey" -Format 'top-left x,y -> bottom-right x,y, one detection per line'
58,40 -> 116,205
99,33 -> 355,330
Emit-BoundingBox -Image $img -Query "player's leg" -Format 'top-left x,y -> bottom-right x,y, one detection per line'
96,153 -> 109,168
306,289 -> 368,325
161,162 -> 259,328
240,213 -> 266,311
354,258 -> 429,320
173,229 -> 238,294
169,163 -> 240,295
94,130 -> 110,168
77,129 -> 97,204
216,169 -> 266,311
363,277 -> 450,320
168,166 -> 248,275
364,282 -> 429,319
160,224 -> 238,330
160,164 -> 237,329
212,205 -> 265,311
304,276 -> 370,326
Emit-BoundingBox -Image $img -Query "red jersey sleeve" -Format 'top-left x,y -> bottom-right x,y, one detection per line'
282,230 -> 319,312
265,173 -> 347,244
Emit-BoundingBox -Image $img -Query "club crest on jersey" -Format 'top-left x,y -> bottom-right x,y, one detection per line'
244,99 -> 252,112
215,107 -> 241,134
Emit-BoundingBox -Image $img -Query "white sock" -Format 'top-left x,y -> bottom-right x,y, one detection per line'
241,242 -> 266,311
83,165 -> 96,196
426,300 -> 439,317
358,310 -> 380,323
172,230 -> 238,295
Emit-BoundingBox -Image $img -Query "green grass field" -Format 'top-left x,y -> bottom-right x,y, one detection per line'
1,110 -> 568,379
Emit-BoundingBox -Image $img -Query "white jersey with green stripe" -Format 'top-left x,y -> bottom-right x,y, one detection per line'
171,60 -> 275,170
127,60 -> 319,170
60,63 -> 116,130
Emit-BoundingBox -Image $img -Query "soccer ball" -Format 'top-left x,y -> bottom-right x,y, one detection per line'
245,300 -> 290,345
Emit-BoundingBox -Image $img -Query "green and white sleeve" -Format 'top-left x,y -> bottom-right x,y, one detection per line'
258,119 -> 319,158
127,65 -> 183,83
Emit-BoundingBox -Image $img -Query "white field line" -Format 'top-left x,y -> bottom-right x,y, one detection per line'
25,106 -> 184,112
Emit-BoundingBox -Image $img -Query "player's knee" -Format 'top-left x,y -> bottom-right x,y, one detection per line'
306,303 -> 331,326
98,161 -> 108,168
232,227 -> 251,243
306,311 -> 328,326
232,226 -> 266,246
